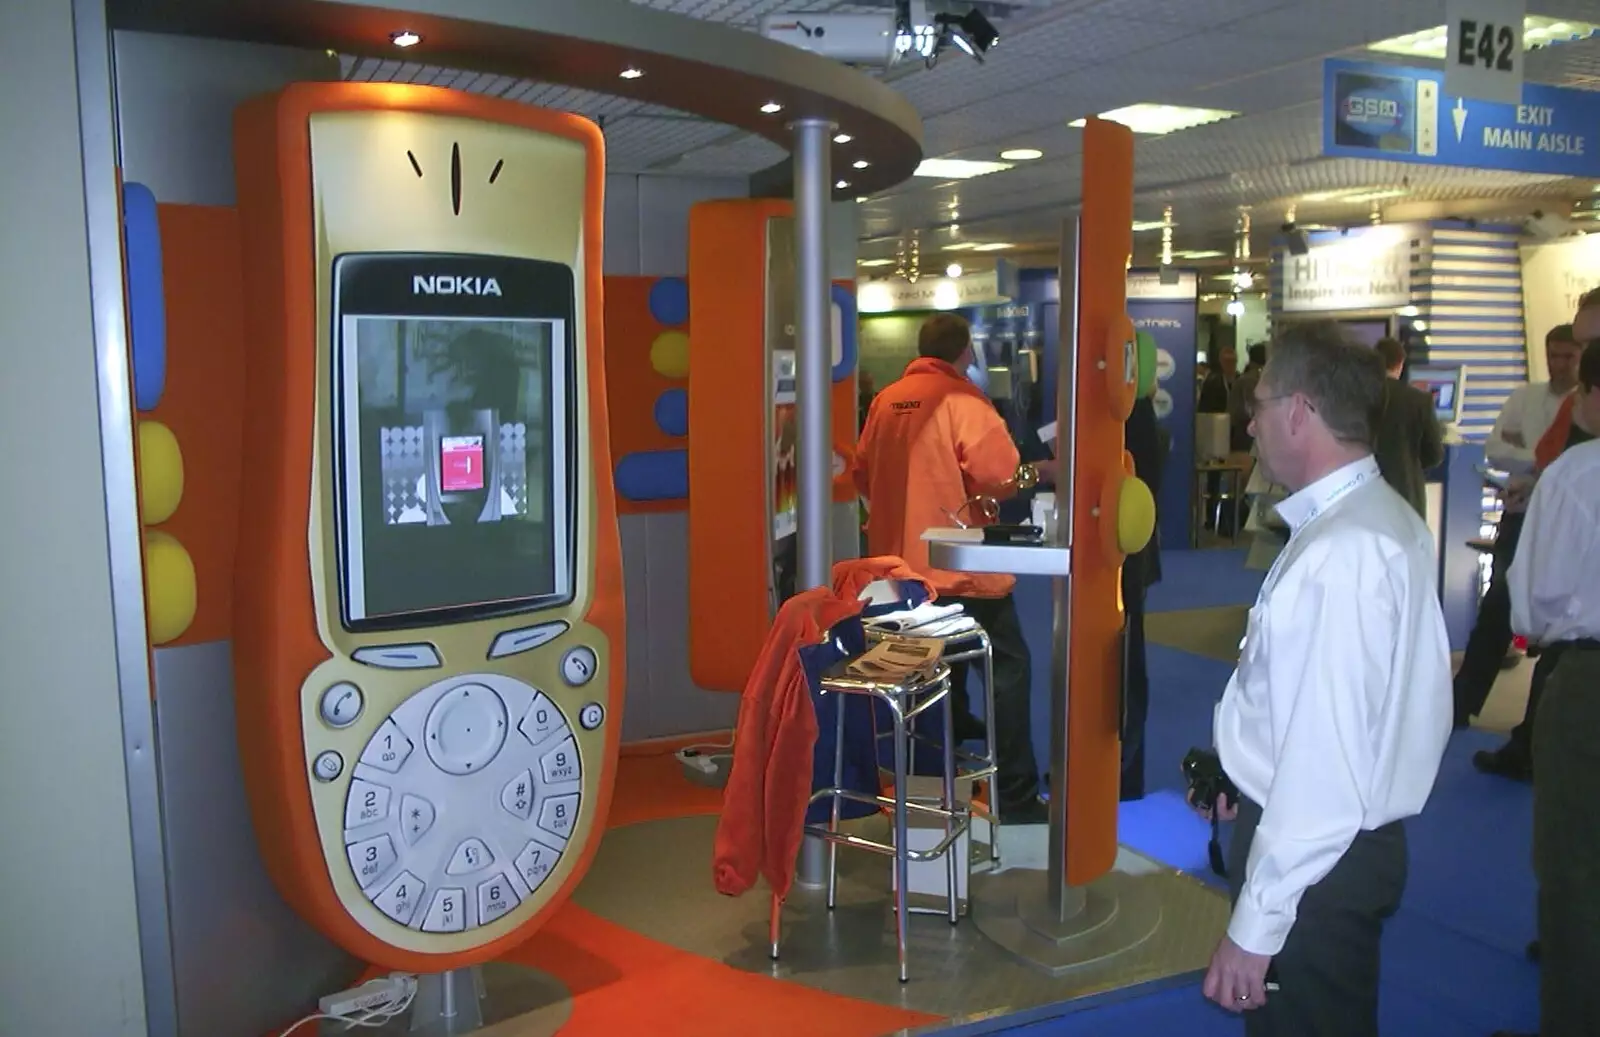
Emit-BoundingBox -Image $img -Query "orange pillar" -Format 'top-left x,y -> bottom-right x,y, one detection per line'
1063,116 -> 1137,886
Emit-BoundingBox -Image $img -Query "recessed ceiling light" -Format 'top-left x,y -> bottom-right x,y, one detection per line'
834,133 -> 853,144
1369,16 -> 1599,59
390,30 -> 421,47
1173,249 -> 1227,260
970,242 -> 1013,252
946,263 -> 963,277
913,158 -> 1014,180
835,180 -> 850,189
853,159 -> 869,169
1131,220 -> 1169,232
1000,148 -> 1043,161
944,242 -> 980,252
1069,103 -> 1239,136
1301,187 -> 1410,204
859,258 -> 893,267
761,102 -> 784,114
620,68 -> 644,80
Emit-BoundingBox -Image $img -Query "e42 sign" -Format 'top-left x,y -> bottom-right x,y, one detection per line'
1445,0 -> 1527,105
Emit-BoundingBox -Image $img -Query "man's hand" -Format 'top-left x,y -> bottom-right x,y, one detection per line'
1505,474 -> 1537,511
1203,936 -> 1272,1012
1186,789 -> 1239,823
1502,430 -> 1526,448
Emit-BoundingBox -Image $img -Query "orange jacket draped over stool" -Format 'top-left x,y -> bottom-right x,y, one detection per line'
713,556 -> 933,900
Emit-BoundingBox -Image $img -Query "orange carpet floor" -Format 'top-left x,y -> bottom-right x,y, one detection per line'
279,743 -> 940,1037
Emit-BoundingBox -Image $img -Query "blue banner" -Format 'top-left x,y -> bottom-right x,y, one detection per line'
1323,58 -> 1600,178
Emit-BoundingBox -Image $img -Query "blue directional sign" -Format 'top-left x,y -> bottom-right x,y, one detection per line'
1323,58 -> 1600,178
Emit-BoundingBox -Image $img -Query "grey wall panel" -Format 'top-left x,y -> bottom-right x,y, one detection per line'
832,499 -> 862,563
828,198 -> 859,281
617,514 -> 657,742
641,510 -> 743,734
152,642 -> 361,1037
603,173 -> 643,276
113,31 -> 336,206
637,174 -> 748,276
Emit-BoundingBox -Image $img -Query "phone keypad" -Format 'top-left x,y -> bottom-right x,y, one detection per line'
338,672 -> 588,937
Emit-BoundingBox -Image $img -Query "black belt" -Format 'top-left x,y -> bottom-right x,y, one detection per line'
1557,638 -> 1600,652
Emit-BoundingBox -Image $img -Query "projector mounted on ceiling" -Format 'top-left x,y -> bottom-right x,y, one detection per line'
759,2 -> 999,68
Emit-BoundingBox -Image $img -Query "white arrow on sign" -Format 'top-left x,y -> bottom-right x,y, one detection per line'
1452,98 -> 1469,142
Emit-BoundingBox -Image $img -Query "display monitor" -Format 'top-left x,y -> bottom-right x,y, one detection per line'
1408,363 -> 1466,424
333,253 -> 573,629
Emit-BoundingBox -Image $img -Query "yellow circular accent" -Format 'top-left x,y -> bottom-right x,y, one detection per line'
1104,313 -> 1136,422
1117,476 -> 1156,556
649,330 -> 691,379
144,529 -> 197,646
138,420 -> 184,525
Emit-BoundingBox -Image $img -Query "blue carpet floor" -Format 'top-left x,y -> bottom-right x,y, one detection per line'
986,547 -> 1541,1037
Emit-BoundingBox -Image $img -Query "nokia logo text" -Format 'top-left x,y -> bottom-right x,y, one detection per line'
412,275 -> 503,297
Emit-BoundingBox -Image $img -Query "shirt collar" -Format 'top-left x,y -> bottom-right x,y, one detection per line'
1274,456 -> 1380,533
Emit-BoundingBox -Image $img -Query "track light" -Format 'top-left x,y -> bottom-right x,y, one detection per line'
937,9 -> 999,61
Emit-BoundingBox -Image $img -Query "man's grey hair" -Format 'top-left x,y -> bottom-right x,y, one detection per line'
1261,321 -> 1387,448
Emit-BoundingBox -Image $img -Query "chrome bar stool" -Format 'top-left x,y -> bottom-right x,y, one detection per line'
769,654 -> 970,983
863,616 -> 1001,866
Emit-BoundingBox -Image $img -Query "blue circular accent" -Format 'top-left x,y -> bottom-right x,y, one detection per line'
830,283 -> 858,384
653,388 -> 689,437
648,277 -> 690,327
122,182 -> 167,412
614,450 -> 689,502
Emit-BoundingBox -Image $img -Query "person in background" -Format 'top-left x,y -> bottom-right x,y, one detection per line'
1454,323 -> 1582,731
1192,322 -> 1451,1036
852,313 -> 1049,825
1493,433 -> 1600,1037
1475,335 -> 1600,781
1119,376 -> 1166,802
1200,341 -> 1240,533
1228,344 -> 1269,451
1371,336 -> 1445,518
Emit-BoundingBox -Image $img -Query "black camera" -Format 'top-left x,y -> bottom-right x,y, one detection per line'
1182,748 -> 1239,814
1183,748 -> 1240,878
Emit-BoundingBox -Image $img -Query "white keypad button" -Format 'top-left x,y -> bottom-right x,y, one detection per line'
345,779 -> 391,830
579,702 -> 605,731
313,751 -> 343,782
500,769 -> 536,821
320,682 -> 363,728
359,718 -> 414,774
488,621 -> 568,660
421,888 -> 466,933
446,838 -> 494,876
477,873 -> 519,925
560,647 -> 598,687
372,871 -> 425,926
399,794 -> 436,846
347,834 -> 397,890
540,737 -> 580,786
516,693 -> 567,748
515,841 -> 557,894
538,794 -> 579,842
424,684 -> 508,776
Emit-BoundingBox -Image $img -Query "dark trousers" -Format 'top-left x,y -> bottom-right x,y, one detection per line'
1532,645 -> 1600,1037
1453,511 -> 1524,723
1227,799 -> 1408,1037
1120,572 -> 1149,801
1505,643 -> 1566,764
947,594 -> 1041,810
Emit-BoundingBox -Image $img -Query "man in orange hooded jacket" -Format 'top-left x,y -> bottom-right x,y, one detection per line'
852,313 -> 1048,823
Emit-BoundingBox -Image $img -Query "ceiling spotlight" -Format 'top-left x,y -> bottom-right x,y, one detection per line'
935,9 -> 1000,62
1000,148 -> 1042,161
853,159 -> 869,169
761,102 -> 784,114
835,180 -> 850,189
620,68 -> 644,80
946,263 -> 963,278
834,133 -> 853,144
390,30 -> 421,47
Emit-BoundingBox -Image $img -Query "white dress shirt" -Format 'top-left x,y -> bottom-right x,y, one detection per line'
1486,381 -> 1570,475
1510,438 -> 1600,644
1214,456 -> 1453,956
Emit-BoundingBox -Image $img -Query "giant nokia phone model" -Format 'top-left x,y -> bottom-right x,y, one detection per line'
231,83 -> 623,972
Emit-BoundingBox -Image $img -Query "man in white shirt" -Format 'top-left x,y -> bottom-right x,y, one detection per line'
1454,323 -> 1581,731
1498,435 -> 1600,1037
1195,322 -> 1453,1035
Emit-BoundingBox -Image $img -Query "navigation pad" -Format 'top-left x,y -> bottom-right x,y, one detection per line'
339,672 -> 585,936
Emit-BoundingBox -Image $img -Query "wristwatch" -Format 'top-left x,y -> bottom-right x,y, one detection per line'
1014,463 -> 1040,491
